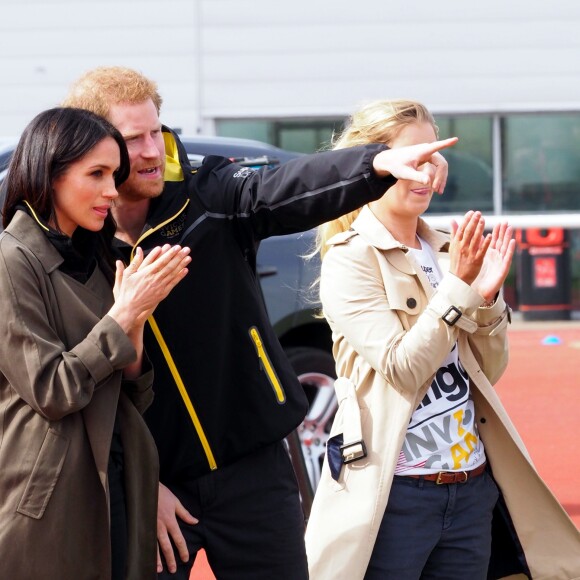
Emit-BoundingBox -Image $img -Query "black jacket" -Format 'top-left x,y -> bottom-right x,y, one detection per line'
116,129 -> 395,483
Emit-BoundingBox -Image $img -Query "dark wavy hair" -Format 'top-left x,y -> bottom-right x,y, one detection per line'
1,107 -> 129,232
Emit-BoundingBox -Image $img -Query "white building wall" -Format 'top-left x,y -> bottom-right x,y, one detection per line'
201,0 -> 580,118
0,0 -> 200,135
1,0 -> 580,135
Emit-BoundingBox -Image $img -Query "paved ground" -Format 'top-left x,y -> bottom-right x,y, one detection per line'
190,551 -> 213,580
494,317 -> 580,529
190,316 -> 580,579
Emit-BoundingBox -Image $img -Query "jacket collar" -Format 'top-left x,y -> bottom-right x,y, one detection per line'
4,210 -> 64,274
351,205 -> 450,252
142,127 -> 191,229
163,127 -> 186,182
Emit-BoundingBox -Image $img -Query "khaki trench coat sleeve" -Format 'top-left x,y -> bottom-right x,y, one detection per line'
320,239 -> 506,395
466,295 -> 511,384
0,240 -> 136,421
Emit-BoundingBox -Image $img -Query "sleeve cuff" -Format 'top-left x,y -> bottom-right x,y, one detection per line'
123,354 -> 154,393
427,273 -> 483,333
474,292 -> 512,335
366,145 -> 398,191
72,315 -> 136,383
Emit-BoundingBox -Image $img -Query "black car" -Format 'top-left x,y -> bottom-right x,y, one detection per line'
0,139 -> 15,179
0,134 -> 336,501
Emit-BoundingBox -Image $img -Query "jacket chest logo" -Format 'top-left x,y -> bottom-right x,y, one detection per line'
160,214 -> 186,238
233,167 -> 255,178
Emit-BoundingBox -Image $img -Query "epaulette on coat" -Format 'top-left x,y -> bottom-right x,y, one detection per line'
327,228 -> 359,247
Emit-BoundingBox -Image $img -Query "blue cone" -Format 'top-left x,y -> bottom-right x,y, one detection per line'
541,335 -> 562,345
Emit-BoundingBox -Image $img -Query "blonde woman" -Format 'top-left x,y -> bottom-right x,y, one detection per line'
305,100 -> 580,579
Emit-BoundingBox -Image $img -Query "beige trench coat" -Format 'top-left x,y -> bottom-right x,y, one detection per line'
305,206 -> 580,580
0,211 -> 159,579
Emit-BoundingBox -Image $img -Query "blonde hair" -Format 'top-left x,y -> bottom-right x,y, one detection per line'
317,99 -> 437,259
61,66 -> 163,120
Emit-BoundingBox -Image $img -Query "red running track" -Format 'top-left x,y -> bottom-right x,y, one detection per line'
493,321 -> 580,529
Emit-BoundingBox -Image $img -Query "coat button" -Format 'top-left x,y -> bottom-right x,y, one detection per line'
407,298 -> 417,309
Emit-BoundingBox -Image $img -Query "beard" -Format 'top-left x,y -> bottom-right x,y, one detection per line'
117,171 -> 165,202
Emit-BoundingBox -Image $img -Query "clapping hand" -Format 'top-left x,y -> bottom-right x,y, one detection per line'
449,211 -> 492,286
110,244 -> 191,332
471,222 -> 516,303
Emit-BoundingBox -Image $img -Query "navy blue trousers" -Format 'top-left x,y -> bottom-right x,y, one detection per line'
158,441 -> 308,580
365,470 -> 499,579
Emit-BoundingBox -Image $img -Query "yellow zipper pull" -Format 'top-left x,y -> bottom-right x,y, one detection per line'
249,327 -> 286,404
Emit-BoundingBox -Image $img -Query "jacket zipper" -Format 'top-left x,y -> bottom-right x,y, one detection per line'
249,326 -> 286,404
131,199 -> 190,251
131,200 -> 218,471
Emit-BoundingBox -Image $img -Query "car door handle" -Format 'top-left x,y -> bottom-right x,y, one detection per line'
257,265 -> 278,278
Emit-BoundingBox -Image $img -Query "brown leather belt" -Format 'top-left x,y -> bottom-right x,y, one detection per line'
400,462 -> 487,484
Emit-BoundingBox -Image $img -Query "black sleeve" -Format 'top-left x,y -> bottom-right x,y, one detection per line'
193,143 -> 396,240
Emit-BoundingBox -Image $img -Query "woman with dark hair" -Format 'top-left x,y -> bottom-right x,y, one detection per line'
0,107 -> 191,579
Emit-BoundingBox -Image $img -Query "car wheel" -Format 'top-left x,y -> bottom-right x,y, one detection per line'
286,347 -> 337,492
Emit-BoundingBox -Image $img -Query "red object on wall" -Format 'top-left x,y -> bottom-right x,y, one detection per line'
533,256 -> 557,288
515,228 -> 571,320
522,227 -> 564,247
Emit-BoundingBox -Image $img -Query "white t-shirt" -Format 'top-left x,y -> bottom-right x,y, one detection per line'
395,236 -> 486,475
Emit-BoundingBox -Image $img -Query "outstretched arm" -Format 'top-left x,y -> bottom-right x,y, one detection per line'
196,138 -> 458,240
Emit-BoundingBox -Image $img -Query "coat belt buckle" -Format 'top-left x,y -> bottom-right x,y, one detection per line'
340,440 -> 367,464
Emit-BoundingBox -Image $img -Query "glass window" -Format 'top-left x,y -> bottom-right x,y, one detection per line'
426,116 -> 494,215
274,121 -> 342,154
215,119 -> 272,143
216,119 -> 342,154
503,113 -> 580,213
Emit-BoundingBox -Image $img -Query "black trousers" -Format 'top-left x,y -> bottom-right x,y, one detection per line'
108,439 -> 127,580
159,440 -> 309,580
365,470 -> 499,579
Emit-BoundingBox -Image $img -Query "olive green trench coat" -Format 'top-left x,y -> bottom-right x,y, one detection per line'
0,211 -> 159,579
